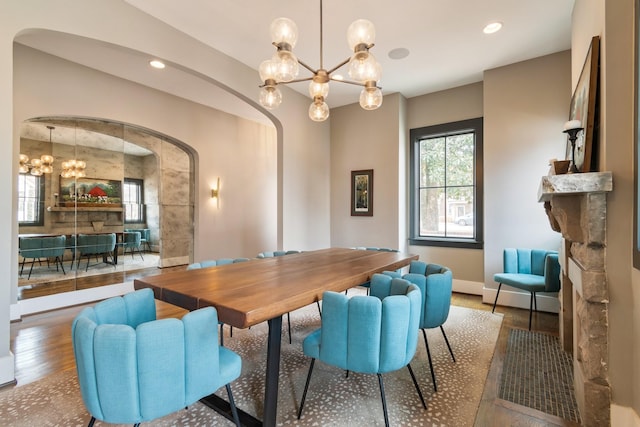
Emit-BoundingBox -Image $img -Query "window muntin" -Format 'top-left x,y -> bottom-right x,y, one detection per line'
18,174 -> 44,226
410,118 -> 483,249
123,178 -> 145,223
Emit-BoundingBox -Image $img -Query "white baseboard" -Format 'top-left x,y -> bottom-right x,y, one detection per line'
453,279 -> 483,295
12,282 -> 134,317
612,404 -> 640,427
482,285 -> 560,313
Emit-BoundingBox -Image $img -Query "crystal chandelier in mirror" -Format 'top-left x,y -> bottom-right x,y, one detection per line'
258,0 -> 383,122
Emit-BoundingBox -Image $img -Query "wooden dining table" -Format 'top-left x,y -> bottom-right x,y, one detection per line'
133,247 -> 419,427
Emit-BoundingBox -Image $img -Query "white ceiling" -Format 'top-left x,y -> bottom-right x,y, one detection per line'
16,0 -> 574,129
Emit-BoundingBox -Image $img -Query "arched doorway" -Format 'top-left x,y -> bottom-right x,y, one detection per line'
18,116 -> 194,300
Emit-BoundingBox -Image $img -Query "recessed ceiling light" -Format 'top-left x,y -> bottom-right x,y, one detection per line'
483,22 -> 503,34
149,60 -> 166,69
388,48 -> 410,60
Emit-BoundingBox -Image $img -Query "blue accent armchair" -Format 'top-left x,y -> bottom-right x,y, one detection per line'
297,275 -> 426,427
72,288 -> 241,427
493,248 -> 561,330
383,260 -> 455,392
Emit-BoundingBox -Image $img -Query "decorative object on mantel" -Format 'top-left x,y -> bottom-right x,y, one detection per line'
566,35 -> 600,173
19,125 -> 55,176
548,158 -> 570,175
257,0 -> 383,121
563,120 -> 584,173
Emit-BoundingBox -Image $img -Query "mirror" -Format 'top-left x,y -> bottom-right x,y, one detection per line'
18,117 -> 193,300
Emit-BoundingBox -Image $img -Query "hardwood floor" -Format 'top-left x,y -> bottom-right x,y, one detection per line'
8,280 -> 580,426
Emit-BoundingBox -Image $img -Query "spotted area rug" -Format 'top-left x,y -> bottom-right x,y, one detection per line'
0,292 -> 503,426
499,328 -> 581,424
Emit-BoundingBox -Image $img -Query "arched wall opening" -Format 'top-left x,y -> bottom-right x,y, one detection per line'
18,116 -> 195,300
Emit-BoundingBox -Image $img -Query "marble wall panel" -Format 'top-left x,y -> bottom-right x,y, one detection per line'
161,140 -> 190,173
161,169 -> 191,206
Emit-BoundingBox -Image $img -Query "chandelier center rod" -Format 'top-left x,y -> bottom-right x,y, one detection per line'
319,0 -> 324,71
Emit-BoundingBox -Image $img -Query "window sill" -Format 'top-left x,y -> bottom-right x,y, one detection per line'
409,237 -> 483,249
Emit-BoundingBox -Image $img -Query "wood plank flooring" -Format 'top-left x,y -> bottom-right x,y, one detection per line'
8,272 -> 580,426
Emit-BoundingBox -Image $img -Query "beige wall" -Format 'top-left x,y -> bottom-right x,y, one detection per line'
483,52 -> 569,310
406,83 -> 485,287
330,93 -> 405,250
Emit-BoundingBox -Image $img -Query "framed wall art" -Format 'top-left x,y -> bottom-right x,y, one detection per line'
59,177 -> 122,207
567,35 -> 600,173
351,169 -> 373,216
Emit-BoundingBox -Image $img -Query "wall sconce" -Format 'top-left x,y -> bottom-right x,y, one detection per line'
211,177 -> 220,208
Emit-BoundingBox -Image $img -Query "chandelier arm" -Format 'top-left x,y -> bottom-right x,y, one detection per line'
297,59 -> 319,75
326,57 -> 352,75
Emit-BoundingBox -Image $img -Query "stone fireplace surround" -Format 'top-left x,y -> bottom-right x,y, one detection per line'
538,171 -> 613,427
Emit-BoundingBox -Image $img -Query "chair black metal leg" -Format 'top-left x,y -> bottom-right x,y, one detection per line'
533,291 -> 537,311
407,363 -> 427,409
377,373 -> 390,427
219,323 -> 224,346
297,358 -> 316,419
528,292 -> 534,330
229,325 -> 233,337
492,283 -> 502,313
316,300 -> 322,317
27,259 -> 35,279
422,329 -> 437,392
287,312 -> 292,344
225,383 -> 241,427
440,326 -> 456,362
87,416 -> 96,427
56,256 -> 66,275
133,424 -> 140,427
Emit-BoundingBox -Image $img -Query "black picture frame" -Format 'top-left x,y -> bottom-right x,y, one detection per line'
351,169 -> 373,217
567,35 -> 600,173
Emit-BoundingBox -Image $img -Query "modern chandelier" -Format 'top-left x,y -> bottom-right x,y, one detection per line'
258,0 -> 383,122
19,125 -> 55,176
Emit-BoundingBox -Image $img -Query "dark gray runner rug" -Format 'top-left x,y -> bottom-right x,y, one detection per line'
499,328 -> 581,423
1,292 -> 503,426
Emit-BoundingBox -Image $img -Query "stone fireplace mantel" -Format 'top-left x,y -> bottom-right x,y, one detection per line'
538,171 -> 612,427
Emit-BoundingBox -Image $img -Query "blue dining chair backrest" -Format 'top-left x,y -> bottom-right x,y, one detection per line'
72,288 -> 242,425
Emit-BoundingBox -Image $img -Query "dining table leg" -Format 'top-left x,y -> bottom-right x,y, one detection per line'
263,315 -> 283,427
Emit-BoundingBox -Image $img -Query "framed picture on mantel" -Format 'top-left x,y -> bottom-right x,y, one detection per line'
351,169 -> 373,216
567,35 -> 600,173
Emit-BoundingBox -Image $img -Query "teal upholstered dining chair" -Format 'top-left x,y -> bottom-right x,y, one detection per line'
72,288 -> 241,427
19,235 -> 67,279
383,260 -> 455,392
75,233 -> 117,271
122,231 -> 144,261
124,228 -> 151,252
493,248 -> 561,330
297,275 -> 426,427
